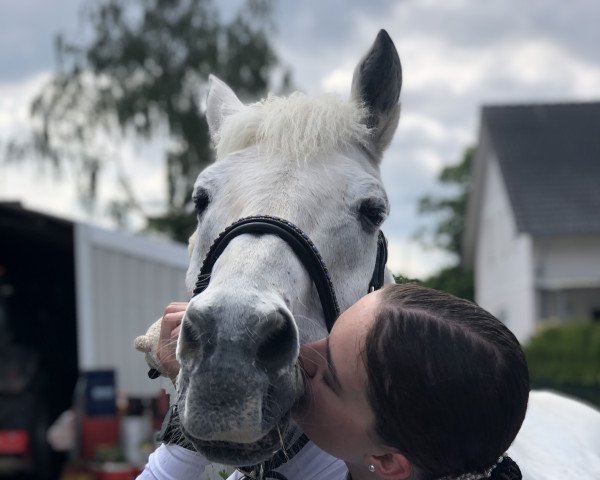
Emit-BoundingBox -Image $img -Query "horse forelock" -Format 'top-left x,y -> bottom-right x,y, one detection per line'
215,92 -> 371,162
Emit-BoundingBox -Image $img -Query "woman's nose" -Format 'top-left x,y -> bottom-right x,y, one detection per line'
299,338 -> 326,379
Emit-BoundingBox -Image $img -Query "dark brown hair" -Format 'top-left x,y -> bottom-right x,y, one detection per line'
363,284 -> 529,478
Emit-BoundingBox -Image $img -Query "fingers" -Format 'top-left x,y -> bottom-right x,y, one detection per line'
159,303 -> 187,342
164,302 -> 188,315
171,324 -> 181,341
157,302 -> 188,382
159,313 -> 183,342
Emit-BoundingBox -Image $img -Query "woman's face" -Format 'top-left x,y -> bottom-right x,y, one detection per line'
293,291 -> 381,464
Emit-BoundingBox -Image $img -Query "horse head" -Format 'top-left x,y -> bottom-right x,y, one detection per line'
176,30 -> 402,465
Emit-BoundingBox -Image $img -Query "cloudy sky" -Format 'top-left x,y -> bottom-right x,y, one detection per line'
1,0 -> 600,278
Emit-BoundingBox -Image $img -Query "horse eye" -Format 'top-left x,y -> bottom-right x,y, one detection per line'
358,198 -> 387,230
193,189 -> 210,214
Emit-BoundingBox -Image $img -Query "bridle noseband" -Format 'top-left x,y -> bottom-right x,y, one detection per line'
156,215 -> 388,479
192,215 -> 388,333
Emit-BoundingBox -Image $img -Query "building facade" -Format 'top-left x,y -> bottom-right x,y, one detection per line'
464,102 -> 600,342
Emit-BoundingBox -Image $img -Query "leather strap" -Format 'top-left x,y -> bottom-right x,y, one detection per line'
193,215 -> 341,332
369,231 -> 388,292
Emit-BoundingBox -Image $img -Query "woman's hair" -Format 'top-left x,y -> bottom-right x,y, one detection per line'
363,284 -> 529,479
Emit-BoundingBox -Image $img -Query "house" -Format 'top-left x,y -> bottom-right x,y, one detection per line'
463,102 -> 600,342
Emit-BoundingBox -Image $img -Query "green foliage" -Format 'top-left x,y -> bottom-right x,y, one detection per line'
420,265 -> 474,301
394,267 -> 473,301
409,147 -> 475,298
393,274 -> 421,285
526,322 -> 600,385
9,0 -> 284,242
417,147 -> 474,259
525,322 -> 600,407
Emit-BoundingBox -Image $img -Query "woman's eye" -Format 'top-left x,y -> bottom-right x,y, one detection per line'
320,363 -> 341,394
358,198 -> 387,230
193,189 -> 210,214
320,370 -> 333,390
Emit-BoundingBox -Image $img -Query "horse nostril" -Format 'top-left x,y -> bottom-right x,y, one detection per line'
179,302 -> 218,362
178,320 -> 203,361
256,310 -> 298,373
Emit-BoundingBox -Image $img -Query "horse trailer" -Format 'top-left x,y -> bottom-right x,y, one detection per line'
0,202 -> 189,477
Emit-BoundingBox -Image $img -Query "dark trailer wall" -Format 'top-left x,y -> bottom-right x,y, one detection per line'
0,203 -> 78,477
0,203 -> 189,477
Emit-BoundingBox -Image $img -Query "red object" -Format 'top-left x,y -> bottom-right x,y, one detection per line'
80,417 -> 120,460
152,390 -> 170,430
60,465 -> 96,480
93,465 -> 138,480
0,429 -> 29,455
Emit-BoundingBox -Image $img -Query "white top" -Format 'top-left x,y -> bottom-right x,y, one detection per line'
138,390 -> 600,480
137,441 -> 348,480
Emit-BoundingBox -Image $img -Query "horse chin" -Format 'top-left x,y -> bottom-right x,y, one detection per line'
176,362 -> 305,465
182,415 -> 292,465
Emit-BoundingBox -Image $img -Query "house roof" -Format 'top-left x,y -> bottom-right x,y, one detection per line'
483,101 -> 600,235
463,101 -> 600,266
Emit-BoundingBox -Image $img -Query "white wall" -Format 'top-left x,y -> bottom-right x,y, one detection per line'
74,224 -> 189,396
534,234 -> 600,322
474,155 -> 536,342
534,234 -> 600,289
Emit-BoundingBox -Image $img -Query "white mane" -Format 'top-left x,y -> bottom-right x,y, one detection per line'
215,92 -> 371,161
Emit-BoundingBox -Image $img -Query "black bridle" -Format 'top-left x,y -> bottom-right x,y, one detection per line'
155,215 -> 389,479
192,215 -> 388,333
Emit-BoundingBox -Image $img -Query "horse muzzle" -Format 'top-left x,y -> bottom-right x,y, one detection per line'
176,293 -> 303,445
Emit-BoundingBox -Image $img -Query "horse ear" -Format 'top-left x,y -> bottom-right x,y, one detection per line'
206,74 -> 244,141
351,30 -> 402,158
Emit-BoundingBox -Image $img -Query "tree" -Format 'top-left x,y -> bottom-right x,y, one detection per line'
417,147 -> 474,259
419,265 -> 474,301
415,147 -> 475,300
8,0 -> 286,242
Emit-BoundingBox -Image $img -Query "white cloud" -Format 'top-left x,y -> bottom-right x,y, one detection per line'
400,112 -> 471,146
0,74 -> 85,222
3,0 -> 600,278
0,162 -> 89,224
501,39 -> 600,97
320,67 -> 353,95
409,148 -> 445,176
386,236 -> 455,279
399,35 -> 492,96
0,72 -> 50,134
0,73 -> 168,232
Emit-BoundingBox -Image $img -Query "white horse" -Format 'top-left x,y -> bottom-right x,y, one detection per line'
175,30 -> 600,478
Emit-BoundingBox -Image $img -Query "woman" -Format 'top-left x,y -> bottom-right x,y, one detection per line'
140,284 -> 529,480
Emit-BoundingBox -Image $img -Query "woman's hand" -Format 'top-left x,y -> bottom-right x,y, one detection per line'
157,302 -> 188,382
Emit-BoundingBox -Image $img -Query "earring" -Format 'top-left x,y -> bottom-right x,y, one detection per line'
368,464 -> 376,473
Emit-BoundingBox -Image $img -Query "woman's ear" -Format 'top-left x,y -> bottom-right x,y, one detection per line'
369,452 -> 412,480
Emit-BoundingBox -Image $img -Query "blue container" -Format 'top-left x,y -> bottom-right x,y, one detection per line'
81,370 -> 117,416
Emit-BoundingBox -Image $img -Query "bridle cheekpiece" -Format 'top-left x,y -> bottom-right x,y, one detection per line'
192,215 -> 388,332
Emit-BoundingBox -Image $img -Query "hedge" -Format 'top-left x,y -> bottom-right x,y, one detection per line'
524,322 -> 600,408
